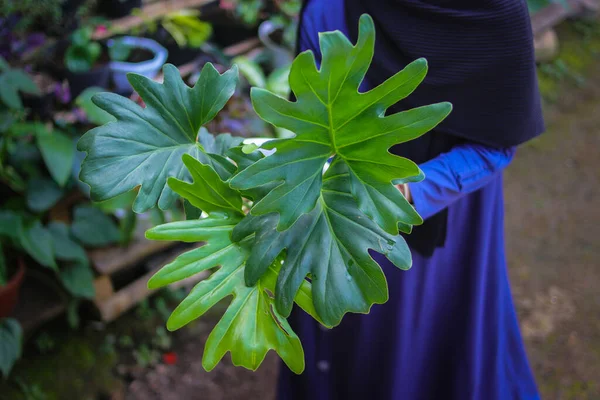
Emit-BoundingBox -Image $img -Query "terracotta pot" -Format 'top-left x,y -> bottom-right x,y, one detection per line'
0,258 -> 26,318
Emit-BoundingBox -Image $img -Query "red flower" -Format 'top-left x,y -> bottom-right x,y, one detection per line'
162,352 -> 178,365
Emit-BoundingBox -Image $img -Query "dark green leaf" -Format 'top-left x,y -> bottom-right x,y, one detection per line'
48,222 -> 87,263
231,15 -> 451,233
0,243 -> 6,286
233,160 -> 411,326
59,261 -> 95,299
77,63 -> 239,212
26,178 -> 64,213
0,318 -> 22,378
71,205 -> 121,247
183,200 -> 202,220
36,129 -> 75,187
20,220 -> 56,270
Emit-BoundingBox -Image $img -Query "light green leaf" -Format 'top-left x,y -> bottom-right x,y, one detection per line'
167,154 -> 244,217
230,14 -> 451,233
233,56 -> 266,88
77,63 -> 239,212
26,178 -> 64,213
36,129 -> 75,187
146,215 -> 309,374
71,205 -> 120,247
0,318 -> 22,378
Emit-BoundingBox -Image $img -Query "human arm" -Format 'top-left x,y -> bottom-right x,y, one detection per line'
403,143 -> 516,220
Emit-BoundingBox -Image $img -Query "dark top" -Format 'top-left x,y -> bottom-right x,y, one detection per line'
297,0 -> 545,256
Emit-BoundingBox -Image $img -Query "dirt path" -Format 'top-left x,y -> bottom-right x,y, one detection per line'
504,62 -> 600,399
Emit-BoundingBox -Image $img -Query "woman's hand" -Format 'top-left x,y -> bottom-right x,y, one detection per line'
397,183 -> 412,204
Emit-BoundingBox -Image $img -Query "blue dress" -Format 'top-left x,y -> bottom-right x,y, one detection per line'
277,1 -> 540,399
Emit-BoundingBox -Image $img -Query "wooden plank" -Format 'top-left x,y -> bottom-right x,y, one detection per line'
88,239 -> 176,275
94,244 -> 206,322
93,0 -> 217,40
223,37 -> 261,57
93,276 -> 115,302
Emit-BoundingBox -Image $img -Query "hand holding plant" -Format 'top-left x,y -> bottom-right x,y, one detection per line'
77,15 -> 451,373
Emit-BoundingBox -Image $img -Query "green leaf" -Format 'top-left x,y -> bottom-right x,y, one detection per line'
0,69 -> 40,109
233,160 -> 411,326
0,243 -> 7,286
26,178 -> 64,213
71,205 -> 120,247
167,154 -> 244,217
59,260 -> 95,299
48,222 -> 87,263
0,56 -> 9,71
20,220 -> 56,270
36,129 -> 75,187
233,56 -> 266,88
230,14 -> 451,233
0,318 -> 22,378
75,87 -> 116,125
77,63 -> 239,212
146,215 -> 307,374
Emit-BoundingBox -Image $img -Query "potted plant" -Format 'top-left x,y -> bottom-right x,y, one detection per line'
108,36 -> 168,95
64,26 -> 110,98
134,9 -> 213,66
76,15 -> 452,373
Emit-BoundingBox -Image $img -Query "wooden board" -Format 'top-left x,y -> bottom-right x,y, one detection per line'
93,244 -> 206,322
88,239 -> 176,275
93,0 -> 217,40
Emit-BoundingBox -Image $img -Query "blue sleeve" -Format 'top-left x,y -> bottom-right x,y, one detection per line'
408,144 -> 516,220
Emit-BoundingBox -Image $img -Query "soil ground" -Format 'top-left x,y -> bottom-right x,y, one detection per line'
1,21 -> 599,400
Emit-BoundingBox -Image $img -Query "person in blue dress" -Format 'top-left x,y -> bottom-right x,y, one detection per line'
277,1 -> 545,399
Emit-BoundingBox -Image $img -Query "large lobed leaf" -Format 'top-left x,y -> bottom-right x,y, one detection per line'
234,158 -> 411,326
77,63 -> 240,213
230,14 -> 452,235
146,159 -> 320,373
78,13 -> 453,375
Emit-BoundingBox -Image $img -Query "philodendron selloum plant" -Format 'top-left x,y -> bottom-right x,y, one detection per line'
77,14 -> 452,373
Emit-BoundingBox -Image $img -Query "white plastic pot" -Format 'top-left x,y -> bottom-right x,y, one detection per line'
108,36 -> 168,94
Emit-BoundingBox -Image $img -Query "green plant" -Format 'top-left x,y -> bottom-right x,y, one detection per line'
64,26 -> 102,73
0,57 -> 40,110
133,344 -> 160,368
0,318 -> 22,378
77,15 -> 451,373
132,9 -> 212,49
0,60 -> 111,303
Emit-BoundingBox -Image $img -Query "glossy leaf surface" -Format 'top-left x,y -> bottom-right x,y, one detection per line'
77,63 -> 239,212
231,15 -> 451,234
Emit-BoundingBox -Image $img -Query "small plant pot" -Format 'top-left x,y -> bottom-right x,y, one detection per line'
98,0 -> 142,19
0,258 -> 26,318
66,65 -> 111,98
108,36 -> 168,95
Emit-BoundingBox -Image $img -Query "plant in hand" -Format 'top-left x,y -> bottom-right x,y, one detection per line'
77,15 -> 451,373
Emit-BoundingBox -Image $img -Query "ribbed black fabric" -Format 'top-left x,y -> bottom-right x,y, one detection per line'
297,0 -> 545,256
